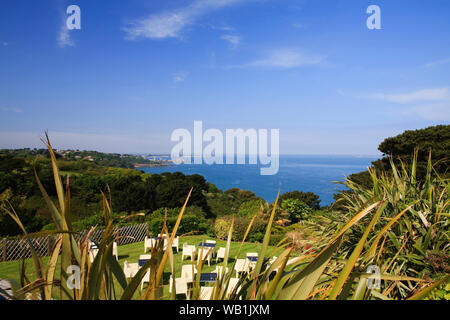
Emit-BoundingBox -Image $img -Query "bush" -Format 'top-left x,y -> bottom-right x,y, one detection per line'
214,216 -> 267,242
238,199 -> 267,217
147,214 -> 210,236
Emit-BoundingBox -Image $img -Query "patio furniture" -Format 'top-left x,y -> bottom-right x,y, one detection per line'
213,266 -> 229,279
181,264 -> 197,282
226,278 -> 241,298
138,254 -> 152,267
123,260 -> 139,279
215,247 -> 226,263
234,258 -> 251,276
169,275 -> 189,299
144,236 -> 152,253
181,243 -> 196,261
246,252 -> 258,261
197,247 -> 213,266
88,240 -> 99,263
145,236 -> 169,252
194,273 -> 217,283
153,237 -> 168,250
172,236 -> 180,252
112,241 -> 118,260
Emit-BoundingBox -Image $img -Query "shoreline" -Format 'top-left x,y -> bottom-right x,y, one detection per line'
133,162 -> 173,169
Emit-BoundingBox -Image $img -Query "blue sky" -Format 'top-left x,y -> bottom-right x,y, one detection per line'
0,0 -> 449,155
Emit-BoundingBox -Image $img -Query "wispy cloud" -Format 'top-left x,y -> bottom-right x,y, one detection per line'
234,49 -> 324,69
409,103 -> 450,121
370,88 -> 449,104
1,42 -> 9,47
0,106 -> 23,113
123,0 -> 247,40
173,72 -> 188,83
221,34 -> 240,48
423,57 -> 450,68
210,23 -> 235,31
366,88 -> 450,121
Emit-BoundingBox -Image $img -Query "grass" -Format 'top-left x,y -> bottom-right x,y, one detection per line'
0,235 -> 280,299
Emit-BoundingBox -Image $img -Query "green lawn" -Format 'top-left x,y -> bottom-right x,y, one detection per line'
0,235 -> 283,299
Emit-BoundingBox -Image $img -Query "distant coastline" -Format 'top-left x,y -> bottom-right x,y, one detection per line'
133,162 -> 173,168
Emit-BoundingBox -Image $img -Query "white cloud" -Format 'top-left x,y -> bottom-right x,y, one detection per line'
423,58 -> 450,68
240,49 -> 324,69
173,72 -> 188,83
123,0 -> 247,40
371,88 -> 450,104
366,88 -> 450,121
221,34 -> 240,48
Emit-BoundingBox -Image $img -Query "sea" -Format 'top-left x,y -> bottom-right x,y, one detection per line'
140,155 -> 378,206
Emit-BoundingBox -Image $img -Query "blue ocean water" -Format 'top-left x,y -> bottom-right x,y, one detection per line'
140,155 -> 378,206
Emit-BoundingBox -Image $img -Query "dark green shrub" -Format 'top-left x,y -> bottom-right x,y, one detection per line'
147,214 -> 210,236
214,216 -> 267,242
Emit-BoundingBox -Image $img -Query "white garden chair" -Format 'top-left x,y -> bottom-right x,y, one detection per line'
154,237 -> 168,251
88,240 -> 98,263
181,243 -> 196,261
169,275 -> 189,299
144,236 -> 152,253
215,247 -> 226,263
112,241 -> 118,260
172,236 -> 179,252
123,260 -> 139,279
181,264 -> 197,282
246,252 -> 258,269
226,278 -> 241,298
197,247 -> 212,266
213,266 -> 229,279
234,259 -> 251,277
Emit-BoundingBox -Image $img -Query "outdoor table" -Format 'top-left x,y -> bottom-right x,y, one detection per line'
138,259 -> 148,267
198,243 -> 216,259
193,273 -> 217,283
198,242 -> 216,248
139,254 -> 151,267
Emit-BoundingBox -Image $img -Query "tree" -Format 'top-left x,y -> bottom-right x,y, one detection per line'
333,124 -> 450,211
279,191 -> 321,209
280,199 -> 312,223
